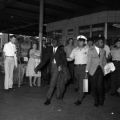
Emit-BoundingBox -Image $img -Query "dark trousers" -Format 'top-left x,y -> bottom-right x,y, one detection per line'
88,74 -> 92,94
47,63 -> 65,100
111,61 -> 120,94
90,66 -> 104,104
74,65 -> 86,101
41,66 -> 49,85
67,61 -> 74,83
104,74 -> 111,93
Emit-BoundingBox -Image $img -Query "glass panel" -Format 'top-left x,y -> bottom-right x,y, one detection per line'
108,23 -> 120,45
79,26 -> 90,38
92,23 -> 104,37
47,30 -> 63,45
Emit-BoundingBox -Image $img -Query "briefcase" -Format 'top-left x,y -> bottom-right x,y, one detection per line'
83,73 -> 88,92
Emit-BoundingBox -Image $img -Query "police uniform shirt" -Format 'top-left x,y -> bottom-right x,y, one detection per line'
70,46 -> 88,65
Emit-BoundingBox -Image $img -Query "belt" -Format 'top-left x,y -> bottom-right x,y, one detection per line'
6,56 -> 14,57
74,64 -> 86,66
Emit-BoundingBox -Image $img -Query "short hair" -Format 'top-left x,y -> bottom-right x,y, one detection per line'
32,42 -> 38,49
66,38 -> 73,45
9,35 -> 16,40
52,37 -> 59,43
87,37 -> 93,42
93,36 -> 104,43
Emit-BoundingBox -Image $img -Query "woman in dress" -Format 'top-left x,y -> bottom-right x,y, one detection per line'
26,43 -> 41,87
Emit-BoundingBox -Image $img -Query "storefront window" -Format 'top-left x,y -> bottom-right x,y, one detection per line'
47,30 -> 63,45
92,23 -> 104,37
108,23 -> 120,45
79,26 -> 90,38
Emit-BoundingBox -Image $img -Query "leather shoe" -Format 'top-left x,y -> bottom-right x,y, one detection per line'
74,100 -> 81,106
75,88 -> 79,92
44,99 -> 51,105
94,103 -> 99,107
9,88 -> 15,91
99,101 -> 104,106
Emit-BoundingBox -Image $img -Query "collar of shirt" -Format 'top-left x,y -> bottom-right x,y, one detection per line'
53,47 -> 58,53
70,46 -> 88,65
76,46 -> 85,51
95,46 -> 100,54
9,42 -> 15,46
43,45 -> 46,48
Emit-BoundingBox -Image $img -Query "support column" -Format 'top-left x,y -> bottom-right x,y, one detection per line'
90,25 -> 92,38
39,0 -> 44,56
104,22 -> 108,42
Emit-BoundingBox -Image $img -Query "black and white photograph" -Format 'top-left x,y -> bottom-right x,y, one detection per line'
0,0 -> 120,120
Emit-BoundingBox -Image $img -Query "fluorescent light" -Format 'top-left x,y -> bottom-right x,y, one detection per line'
113,24 -> 120,28
0,32 -> 2,35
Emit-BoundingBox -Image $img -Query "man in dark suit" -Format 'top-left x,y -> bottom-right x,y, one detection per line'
41,40 -> 51,85
35,39 -> 67,105
86,37 -> 106,107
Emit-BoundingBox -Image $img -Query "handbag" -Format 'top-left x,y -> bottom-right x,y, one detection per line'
83,73 -> 88,92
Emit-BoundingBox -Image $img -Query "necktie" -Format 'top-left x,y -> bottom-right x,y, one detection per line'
53,48 -> 56,63
99,49 -> 101,58
53,47 -> 56,54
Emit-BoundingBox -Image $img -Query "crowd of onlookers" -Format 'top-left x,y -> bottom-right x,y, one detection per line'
2,35 -> 120,107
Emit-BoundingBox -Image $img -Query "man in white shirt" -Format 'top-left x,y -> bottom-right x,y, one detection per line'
70,37 -> 88,105
64,38 -> 74,83
3,35 -> 17,90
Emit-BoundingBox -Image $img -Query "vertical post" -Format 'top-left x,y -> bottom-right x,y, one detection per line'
90,25 -> 92,38
104,22 -> 108,43
39,0 -> 44,56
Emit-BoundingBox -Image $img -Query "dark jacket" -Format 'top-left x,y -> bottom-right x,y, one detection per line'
36,45 -> 67,71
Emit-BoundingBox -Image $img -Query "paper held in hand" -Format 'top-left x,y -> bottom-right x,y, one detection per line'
24,57 -> 28,62
104,62 -> 115,75
67,57 -> 73,61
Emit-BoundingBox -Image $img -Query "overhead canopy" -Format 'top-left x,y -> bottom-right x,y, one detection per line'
0,0 -> 119,36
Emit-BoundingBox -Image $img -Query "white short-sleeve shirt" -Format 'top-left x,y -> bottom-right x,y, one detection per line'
3,42 -> 17,56
70,46 -> 88,65
104,45 -> 110,58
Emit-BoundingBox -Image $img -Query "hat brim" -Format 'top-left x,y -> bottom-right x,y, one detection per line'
77,38 -> 86,41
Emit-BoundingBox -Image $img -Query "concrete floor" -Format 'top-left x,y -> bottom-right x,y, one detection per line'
0,68 -> 120,120
0,85 -> 120,120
